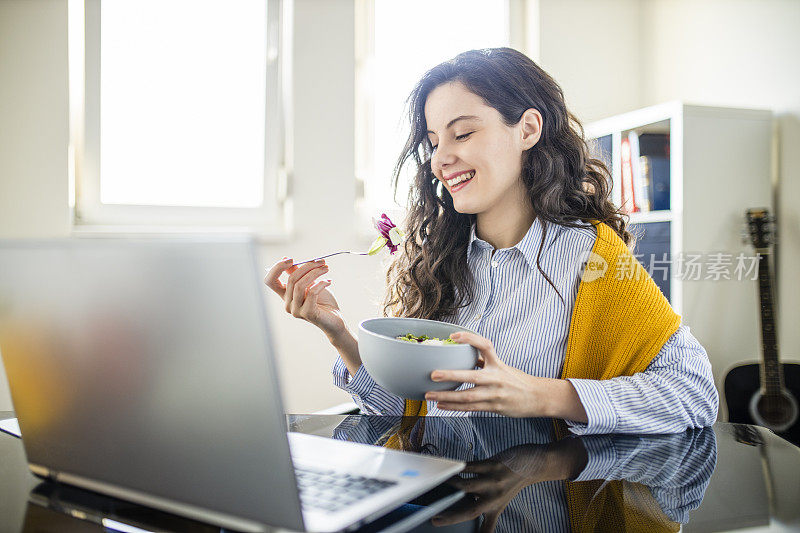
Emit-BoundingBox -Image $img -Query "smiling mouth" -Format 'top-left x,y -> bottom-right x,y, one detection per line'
445,170 -> 475,188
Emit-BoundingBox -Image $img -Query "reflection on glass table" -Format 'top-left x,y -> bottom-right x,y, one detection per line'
1,412 -> 798,532
319,416 -> 714,532
288,415 -> 800,533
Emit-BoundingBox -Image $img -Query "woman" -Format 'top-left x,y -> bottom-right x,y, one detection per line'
265,48 -> 718,434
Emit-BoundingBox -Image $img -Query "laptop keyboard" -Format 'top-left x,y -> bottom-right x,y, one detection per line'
294,465 -> 398,512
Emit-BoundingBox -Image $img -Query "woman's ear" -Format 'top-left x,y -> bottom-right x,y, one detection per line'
520,108 -> 543,150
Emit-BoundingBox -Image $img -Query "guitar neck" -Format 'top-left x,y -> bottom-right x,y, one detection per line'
756,249 -> 784,396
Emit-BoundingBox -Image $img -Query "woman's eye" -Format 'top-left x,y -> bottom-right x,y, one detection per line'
429,132 -> 472,151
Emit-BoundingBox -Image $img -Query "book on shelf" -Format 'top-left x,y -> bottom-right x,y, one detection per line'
620,136 -> 636,214
619,132 -> 670,214
638,155 -> 652,212
639,132 -> 670,211
638,132 -> 670,157
641,154 -> 670,211
628,131 -> 650,212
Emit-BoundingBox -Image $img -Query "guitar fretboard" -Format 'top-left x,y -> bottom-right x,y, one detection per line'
756,249 -> 784,396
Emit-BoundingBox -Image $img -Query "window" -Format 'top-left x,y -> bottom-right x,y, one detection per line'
356,0 -> 519,226
72,0 -> 291,234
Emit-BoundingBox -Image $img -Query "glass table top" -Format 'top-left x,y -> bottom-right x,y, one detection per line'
0,413 -> 798,532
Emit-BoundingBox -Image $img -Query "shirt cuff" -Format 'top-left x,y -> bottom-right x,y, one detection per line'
332,357 -> 377,398
346,364 -> 378,398
332,357 -> 354,389
564,378 -> 618,435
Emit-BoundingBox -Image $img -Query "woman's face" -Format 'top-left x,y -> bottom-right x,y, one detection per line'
425,81 -> 540,219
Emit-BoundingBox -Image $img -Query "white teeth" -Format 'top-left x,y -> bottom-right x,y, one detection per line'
446,170 -> 475,187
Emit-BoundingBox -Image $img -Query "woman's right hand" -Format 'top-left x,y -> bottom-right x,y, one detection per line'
264,257 -> 346,341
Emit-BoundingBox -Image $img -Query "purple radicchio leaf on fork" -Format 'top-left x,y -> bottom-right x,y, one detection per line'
368,213 -> 405,255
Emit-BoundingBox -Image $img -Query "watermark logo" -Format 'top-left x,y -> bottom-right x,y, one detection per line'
576,250 -> 761,283
578,251 -> 608,282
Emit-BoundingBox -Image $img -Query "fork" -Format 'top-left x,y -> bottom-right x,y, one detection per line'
291,251 -> 370,268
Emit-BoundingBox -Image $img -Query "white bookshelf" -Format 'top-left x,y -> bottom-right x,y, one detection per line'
585,101 -> 774,393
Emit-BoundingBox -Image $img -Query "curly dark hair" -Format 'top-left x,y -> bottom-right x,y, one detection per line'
383,48 -> 632,321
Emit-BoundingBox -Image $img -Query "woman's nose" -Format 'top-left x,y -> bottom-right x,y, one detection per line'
431,142 -> 457,176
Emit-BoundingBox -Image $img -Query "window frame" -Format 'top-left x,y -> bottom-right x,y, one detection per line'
72,0 -> 293,237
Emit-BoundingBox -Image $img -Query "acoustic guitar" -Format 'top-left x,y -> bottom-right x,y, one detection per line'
724,208 -> 800,446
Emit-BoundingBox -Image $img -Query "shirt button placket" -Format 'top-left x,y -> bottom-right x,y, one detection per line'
478,252 -> 497,323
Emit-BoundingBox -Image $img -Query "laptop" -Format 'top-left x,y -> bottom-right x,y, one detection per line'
0,238 -> 464,532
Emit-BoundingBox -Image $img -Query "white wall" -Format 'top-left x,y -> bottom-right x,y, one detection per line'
0,1 -> 70,240
537,0 -> 642,122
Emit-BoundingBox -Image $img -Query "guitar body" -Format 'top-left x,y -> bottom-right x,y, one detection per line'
724,362 -> 800,447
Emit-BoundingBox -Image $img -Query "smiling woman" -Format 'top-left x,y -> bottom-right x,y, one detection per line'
386,48 -> 630,321
267,48 -> 718,435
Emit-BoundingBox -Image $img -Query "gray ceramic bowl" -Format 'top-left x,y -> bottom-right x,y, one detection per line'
357,317 -> 480,401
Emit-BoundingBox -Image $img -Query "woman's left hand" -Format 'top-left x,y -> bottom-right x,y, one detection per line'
425,331 -> 586,420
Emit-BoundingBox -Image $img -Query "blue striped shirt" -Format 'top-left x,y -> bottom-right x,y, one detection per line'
330,416 -> 717,530
333,217 -> 719,434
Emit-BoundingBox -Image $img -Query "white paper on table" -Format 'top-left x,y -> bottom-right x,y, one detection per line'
0,417 -> 20,438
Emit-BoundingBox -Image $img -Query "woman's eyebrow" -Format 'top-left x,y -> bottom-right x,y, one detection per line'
426,115 -> 481,135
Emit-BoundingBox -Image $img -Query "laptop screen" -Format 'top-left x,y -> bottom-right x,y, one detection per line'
0,239 -> 304,531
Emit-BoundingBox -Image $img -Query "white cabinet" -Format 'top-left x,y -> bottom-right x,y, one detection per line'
585,101 -> 774,391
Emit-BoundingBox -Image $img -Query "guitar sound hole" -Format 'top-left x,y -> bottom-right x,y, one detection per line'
756,394 -> 795,426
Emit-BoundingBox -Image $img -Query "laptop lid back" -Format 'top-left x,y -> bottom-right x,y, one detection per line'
0,239 -> 304,531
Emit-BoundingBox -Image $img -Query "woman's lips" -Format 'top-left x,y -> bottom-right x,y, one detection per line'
450,174 -> 473,193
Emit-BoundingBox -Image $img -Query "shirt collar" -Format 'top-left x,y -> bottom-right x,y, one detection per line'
467,216 -> 554,271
